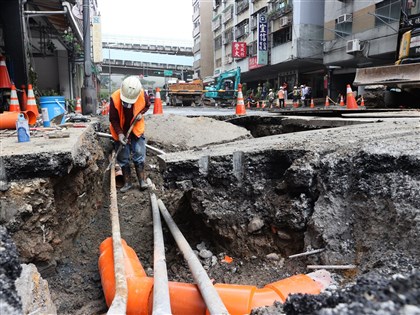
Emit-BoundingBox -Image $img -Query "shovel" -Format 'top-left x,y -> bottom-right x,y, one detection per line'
105,113 -> 143,171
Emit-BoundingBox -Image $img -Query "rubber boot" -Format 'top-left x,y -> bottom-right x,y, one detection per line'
135,165 -> 149,190
120,165 -> 132,193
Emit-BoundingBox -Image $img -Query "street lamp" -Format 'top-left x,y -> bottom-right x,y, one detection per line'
107,44 -> 118,98
108,48 -> 112,97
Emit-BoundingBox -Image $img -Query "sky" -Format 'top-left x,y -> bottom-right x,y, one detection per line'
97,0 -> 194,46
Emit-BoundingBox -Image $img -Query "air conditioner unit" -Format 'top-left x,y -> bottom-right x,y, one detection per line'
337,13 -> 352,24
346,39 -> 361,53
280,17 -> 288,27
222,37 -> 227,45
228,56 -> 233,63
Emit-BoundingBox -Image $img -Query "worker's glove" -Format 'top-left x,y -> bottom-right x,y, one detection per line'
118,133 -> 127,146
134,113 -> 143,121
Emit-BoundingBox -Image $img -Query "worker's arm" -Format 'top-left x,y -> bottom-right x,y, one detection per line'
109,97 -> 123,136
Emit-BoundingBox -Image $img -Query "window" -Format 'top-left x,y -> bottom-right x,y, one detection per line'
272,25 -> 292,46
214,36 -> 222,50
375,0 -> 400,27
335,21 -> 352,38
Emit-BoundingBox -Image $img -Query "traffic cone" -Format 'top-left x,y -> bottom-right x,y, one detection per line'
235,84 -> 246,115
0,56 -> 12,89
75,97 -> 82,113
153,87 -> 163,114
257,101 -> 260,109
325,96 -> 330,107
310,98 -> 315,108
345,84 -> 358,110
247,101 -> 250,109
9,85 -> 20,112
339,94 -> 345,106
20,85 -> 27,111
26,84 -> 39,117
360,96 -> 365,107
293,100 -> 299,108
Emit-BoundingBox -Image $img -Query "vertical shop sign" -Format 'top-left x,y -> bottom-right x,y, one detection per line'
257,13 -> 268,65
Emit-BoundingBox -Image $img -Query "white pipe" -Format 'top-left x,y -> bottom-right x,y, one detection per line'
62,2 -> 84,44
289,248 -> 325,259
157,199 -> 229,315
150,192 -> 172,315
107,158 -> 128,314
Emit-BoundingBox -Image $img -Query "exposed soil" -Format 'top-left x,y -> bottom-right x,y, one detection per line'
1,113 -> 419,314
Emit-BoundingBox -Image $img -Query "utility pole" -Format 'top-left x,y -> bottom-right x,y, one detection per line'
81,0 -> 97,115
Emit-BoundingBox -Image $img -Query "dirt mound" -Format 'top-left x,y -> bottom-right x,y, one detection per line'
145,114 -> 251,150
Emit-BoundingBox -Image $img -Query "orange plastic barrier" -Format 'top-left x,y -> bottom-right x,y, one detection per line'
99,237 -> 323,315
0,111 -> 36,129
153,88 -> 163,115
235,84 -> 246,115
345,84 -> 358,110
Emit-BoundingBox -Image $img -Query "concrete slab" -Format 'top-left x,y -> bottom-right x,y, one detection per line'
0,122 -> 96,181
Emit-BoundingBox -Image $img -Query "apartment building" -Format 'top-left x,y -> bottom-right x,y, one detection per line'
192,0 -> 215,79
323,0 -> 400,98
210,0 -> 326,97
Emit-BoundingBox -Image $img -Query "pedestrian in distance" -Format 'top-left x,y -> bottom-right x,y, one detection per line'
282,82 -> 288,101
300,85 -> 306,107
268,89 -> 275,108
109,75 -> 151,192
292,86 -> 300,105
277,87 -> 285,108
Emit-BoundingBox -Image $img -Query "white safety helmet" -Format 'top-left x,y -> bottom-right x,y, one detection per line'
120,76 -> 142,104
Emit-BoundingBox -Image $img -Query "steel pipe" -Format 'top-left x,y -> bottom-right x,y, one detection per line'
157,199 -> 229,315
150,192 -> 172,314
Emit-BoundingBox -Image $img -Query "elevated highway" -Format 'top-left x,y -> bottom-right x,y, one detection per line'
101,38 -> 193,79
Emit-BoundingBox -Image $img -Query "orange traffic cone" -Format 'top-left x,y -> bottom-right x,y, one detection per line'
235,84 -> 246,115
0,56 -> 12,89
247,101 -> 250,109
153,88 -> 163,114
20,85 -> 27,111
345,84 -> 358,110
9,85 -> 20,112
360,96 -> 365,107
325,96 -> 330,107
310,98 -> 315,108
26,84 -> 39,117
339,94 -> 345,106
293,100 -> 299,108
257,101 -> 260,109
75,97 -> 82,113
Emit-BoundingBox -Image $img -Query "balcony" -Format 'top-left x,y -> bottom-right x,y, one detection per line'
222,5 -> 233,24
212,15 -> 221,31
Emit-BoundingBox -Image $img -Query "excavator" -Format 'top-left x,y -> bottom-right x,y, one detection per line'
354,0 -> 420,106
202,67 -> 241,106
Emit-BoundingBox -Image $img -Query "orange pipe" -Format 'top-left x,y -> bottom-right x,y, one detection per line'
0,111 -> 36,129
99,237 -> 323,315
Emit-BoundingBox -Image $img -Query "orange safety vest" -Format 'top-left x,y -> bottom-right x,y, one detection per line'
110,89 -> 146,141
278,90 -> 285,99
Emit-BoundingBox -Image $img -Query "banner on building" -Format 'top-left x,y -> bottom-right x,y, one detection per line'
249,56 -> 264,70
92,15 -> 103,63
257,13 -> 268,65
232,42 -> 247,58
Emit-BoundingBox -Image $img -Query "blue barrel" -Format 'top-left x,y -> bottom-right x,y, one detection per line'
40,96 -> 66,127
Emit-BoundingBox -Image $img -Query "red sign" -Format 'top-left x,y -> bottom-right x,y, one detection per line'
248,56 -> 264,70
232,42 -> 247,58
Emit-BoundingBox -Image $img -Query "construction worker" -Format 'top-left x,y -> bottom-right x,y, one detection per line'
109,76 -> 151,192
